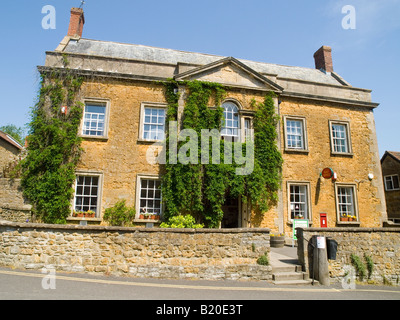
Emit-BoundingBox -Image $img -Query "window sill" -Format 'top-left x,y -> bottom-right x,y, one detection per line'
284,148 -> 309,154
331,152 -> 353,157
137,139 -> 164,145
134,219 -> 161,223
67,217 -> 102,221
287,219 -> 312,226
336,220 -> 360,226
80,135 -> 109,142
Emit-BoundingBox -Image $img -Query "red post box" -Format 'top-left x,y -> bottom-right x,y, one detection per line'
320,213 -> 327,228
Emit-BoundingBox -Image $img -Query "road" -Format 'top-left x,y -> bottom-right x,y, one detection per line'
0,266 -> 399,301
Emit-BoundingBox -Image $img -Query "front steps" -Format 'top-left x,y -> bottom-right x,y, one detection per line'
270,250 -> 315,285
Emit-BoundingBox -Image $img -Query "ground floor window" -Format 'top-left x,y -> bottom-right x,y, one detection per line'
336,184 -> 358,221
74,175 -> 101,216
288,182 -> 311,220
137,175 -> 162,218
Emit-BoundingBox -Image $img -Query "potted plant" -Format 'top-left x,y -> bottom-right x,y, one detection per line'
151,214 -> 159,220
85,210 -> 95,218
340,214 -> 348,221
270,233 -> 285,248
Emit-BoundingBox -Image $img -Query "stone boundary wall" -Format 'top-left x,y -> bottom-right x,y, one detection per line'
0,179 -> 32,223
0,221 -> 271,281
296,227 -> 400,285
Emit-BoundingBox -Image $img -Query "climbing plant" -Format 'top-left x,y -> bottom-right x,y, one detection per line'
161,79 -> 282,228
20,67 -> 84,224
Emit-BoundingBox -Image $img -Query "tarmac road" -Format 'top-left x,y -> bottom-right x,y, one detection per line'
0,266 -> 399,301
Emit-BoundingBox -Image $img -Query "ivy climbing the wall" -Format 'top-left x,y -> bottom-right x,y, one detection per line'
162,79 -> 282,228
20,68 -> 84,224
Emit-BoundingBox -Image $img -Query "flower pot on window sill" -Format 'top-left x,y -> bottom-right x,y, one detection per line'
340,217 -> 349,221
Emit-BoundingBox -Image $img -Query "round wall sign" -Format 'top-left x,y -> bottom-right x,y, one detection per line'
322,168 -> 334,179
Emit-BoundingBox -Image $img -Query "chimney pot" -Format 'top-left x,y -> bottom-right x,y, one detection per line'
313,46 -> 333,73
67,7 -> 85,38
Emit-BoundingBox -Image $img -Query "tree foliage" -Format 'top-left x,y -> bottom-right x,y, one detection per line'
20,70 -> 84,224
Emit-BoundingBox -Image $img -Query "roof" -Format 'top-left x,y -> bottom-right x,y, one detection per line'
381,151 -> 400,164
0,130 -> 23,151
62,38 -> 344,86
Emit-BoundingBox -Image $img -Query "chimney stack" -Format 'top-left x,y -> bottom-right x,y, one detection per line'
313,46 -> 333,73
67,7 -> 85,38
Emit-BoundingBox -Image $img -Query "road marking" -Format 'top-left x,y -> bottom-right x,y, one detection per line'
0,269 -> 337,293
1,269 -> 399,294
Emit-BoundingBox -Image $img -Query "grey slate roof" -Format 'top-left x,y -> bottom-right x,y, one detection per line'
63,38 -> 343,86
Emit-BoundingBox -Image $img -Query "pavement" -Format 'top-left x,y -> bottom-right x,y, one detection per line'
270,245 -> 299,266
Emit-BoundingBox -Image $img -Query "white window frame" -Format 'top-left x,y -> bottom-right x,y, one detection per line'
139,102 -> 167,142
81,98 -> 110,139
242,116 -> 253,143
384,174 -> 400,191
329,120 -> 352,155
136,174 -> 163,219
335,183 -> 359,222
221,101 -> 240,142
73,171 -> 103,218
283,116 -> 308,152
287,181 -> 312,222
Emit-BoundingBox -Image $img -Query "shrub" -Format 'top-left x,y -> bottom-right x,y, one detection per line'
257,253 -> 269,266
160,215 -> 204,229
103,200 -> 135,227
350,253 -> 366,281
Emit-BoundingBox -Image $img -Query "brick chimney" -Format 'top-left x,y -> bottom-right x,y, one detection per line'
313,46 -> 333,73
67,7 -> 85,38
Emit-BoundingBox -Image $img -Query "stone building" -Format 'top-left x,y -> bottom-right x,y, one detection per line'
39,8 -> 387,234
381,151 -> 400,223
0,130 -> 23,177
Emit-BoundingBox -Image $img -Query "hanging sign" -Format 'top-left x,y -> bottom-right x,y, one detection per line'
321,168 -> 334,179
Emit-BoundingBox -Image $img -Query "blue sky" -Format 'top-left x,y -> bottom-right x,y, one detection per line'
0,0 -> 399,157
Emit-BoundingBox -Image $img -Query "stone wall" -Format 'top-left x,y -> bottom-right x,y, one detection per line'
0,222 -> 271,281
0,179 -> 32,223
296,227 -> 400,285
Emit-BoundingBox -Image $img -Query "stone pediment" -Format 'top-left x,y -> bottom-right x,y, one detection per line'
174,57 -> 283,92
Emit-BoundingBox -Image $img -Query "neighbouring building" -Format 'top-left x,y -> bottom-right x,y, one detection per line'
0,130 -> 23,177
39,7 -> 387,235
381,151 -> 400,223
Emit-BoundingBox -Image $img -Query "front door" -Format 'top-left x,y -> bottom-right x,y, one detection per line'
221,196 -> 240,228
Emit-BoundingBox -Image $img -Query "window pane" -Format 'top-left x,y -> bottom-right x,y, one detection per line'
286,119 -> 304,149
139,178 -> 162,216
83,104 -> 106,136
74,175 -> 99,216
332,124 -> 348,153
289,185 -> 308,219
221,102 -> 239,139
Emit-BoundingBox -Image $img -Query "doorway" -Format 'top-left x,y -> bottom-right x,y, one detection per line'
221,196 -> 240,228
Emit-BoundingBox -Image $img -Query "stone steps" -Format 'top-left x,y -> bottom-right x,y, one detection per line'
270,250 -> 315,285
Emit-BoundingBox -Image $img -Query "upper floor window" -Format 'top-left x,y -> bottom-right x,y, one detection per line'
82,99 -> 110,139
329,120 -> 352,155
221,101 -> 240,141
284,116 -> 308,152
139,103 -> 167,142
384,175 -> 399,191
